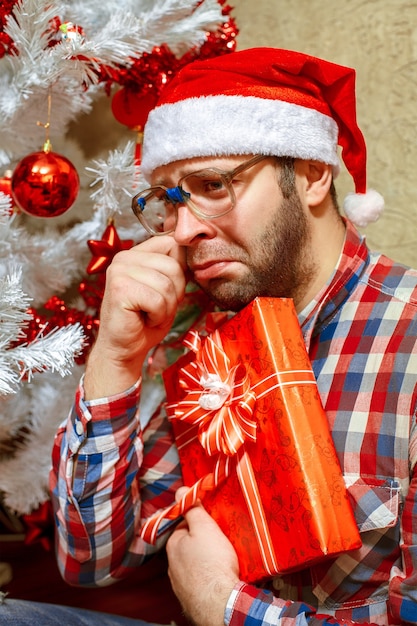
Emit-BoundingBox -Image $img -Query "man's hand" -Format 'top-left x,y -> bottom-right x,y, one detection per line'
84,235 -> 187,399
166,491 -> 240,626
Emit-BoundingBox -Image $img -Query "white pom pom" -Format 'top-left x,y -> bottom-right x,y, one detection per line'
343,189 -> 384,228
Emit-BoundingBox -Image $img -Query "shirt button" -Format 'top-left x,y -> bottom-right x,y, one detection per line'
75,421 -> 84,436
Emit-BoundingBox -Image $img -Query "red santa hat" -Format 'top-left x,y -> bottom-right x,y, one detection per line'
141,47 -> 383,227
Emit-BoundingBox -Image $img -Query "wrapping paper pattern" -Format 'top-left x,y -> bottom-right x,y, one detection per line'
141,297 -> 361,582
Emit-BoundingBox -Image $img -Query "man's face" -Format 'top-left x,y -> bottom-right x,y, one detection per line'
150,155 -> 317,311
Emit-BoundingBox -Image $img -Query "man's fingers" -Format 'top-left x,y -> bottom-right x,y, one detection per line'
172,487 -> 210,532
137,234 -> 187,271
175,486 -> 189,502
107,241 -> 187,325
166,238 -> 187,272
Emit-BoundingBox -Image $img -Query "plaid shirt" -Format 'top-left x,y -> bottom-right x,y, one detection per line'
51,221 -> 417,624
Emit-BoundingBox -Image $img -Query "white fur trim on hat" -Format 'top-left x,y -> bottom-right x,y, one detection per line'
141,95 -> 340,181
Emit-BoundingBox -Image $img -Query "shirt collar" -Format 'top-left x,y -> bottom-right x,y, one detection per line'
299,220 -> 370,350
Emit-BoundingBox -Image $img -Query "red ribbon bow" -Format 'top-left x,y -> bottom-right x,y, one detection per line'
173,329 -> 258,457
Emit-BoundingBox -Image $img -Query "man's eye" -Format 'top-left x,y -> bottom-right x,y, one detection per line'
205,180 -> 224,192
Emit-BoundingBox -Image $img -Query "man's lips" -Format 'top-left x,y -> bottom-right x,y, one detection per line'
189,259 -> 236,282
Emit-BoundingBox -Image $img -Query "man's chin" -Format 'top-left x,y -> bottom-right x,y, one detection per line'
199,281 -> 255,312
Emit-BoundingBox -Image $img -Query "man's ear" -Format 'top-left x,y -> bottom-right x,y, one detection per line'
295,160 -> 333,206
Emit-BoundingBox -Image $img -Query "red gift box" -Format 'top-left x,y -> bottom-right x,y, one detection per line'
141,297 -> 361,583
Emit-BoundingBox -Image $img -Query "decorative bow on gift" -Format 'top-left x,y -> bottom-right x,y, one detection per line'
174,329 -> 258,457
140,328 -> 282,575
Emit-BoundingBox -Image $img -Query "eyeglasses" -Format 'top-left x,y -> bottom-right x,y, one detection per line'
131,154 -> 269,236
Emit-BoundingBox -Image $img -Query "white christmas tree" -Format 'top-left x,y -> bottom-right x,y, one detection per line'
0,0 -> 237,527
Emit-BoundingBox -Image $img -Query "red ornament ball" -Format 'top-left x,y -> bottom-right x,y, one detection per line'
11,149 -> 80,218
111,88 -> 157,129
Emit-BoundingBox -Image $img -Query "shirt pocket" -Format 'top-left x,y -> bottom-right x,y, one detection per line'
311,477 -> 401,610
347,477 -> 401,532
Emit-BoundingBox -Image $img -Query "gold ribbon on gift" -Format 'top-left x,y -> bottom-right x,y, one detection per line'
140,328 -> 317,576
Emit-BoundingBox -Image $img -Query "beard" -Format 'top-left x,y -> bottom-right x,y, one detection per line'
187,190 -> 317,311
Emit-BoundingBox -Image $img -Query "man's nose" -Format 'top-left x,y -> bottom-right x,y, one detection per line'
173,203 -> 216,245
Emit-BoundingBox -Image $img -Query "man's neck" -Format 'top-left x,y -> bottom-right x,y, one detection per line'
295,215 -> 346,312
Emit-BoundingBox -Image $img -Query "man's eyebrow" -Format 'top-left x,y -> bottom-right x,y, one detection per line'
153,161 -> 227,186
152,169 -> 190,187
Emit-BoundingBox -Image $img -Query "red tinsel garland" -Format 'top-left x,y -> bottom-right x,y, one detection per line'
0,0 -> 18,57
0,1 -> 238,80
98,3 -> 237,98
23,297 -> 98,365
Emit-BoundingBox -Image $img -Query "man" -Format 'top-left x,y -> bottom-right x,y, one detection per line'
3,48 -> 417,625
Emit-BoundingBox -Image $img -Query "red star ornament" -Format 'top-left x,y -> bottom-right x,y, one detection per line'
87,222 -> 133,274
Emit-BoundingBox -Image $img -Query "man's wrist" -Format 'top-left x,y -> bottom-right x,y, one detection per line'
80,375 -> 141,406
83,345 -> 145,400
224,581 -> 247,625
